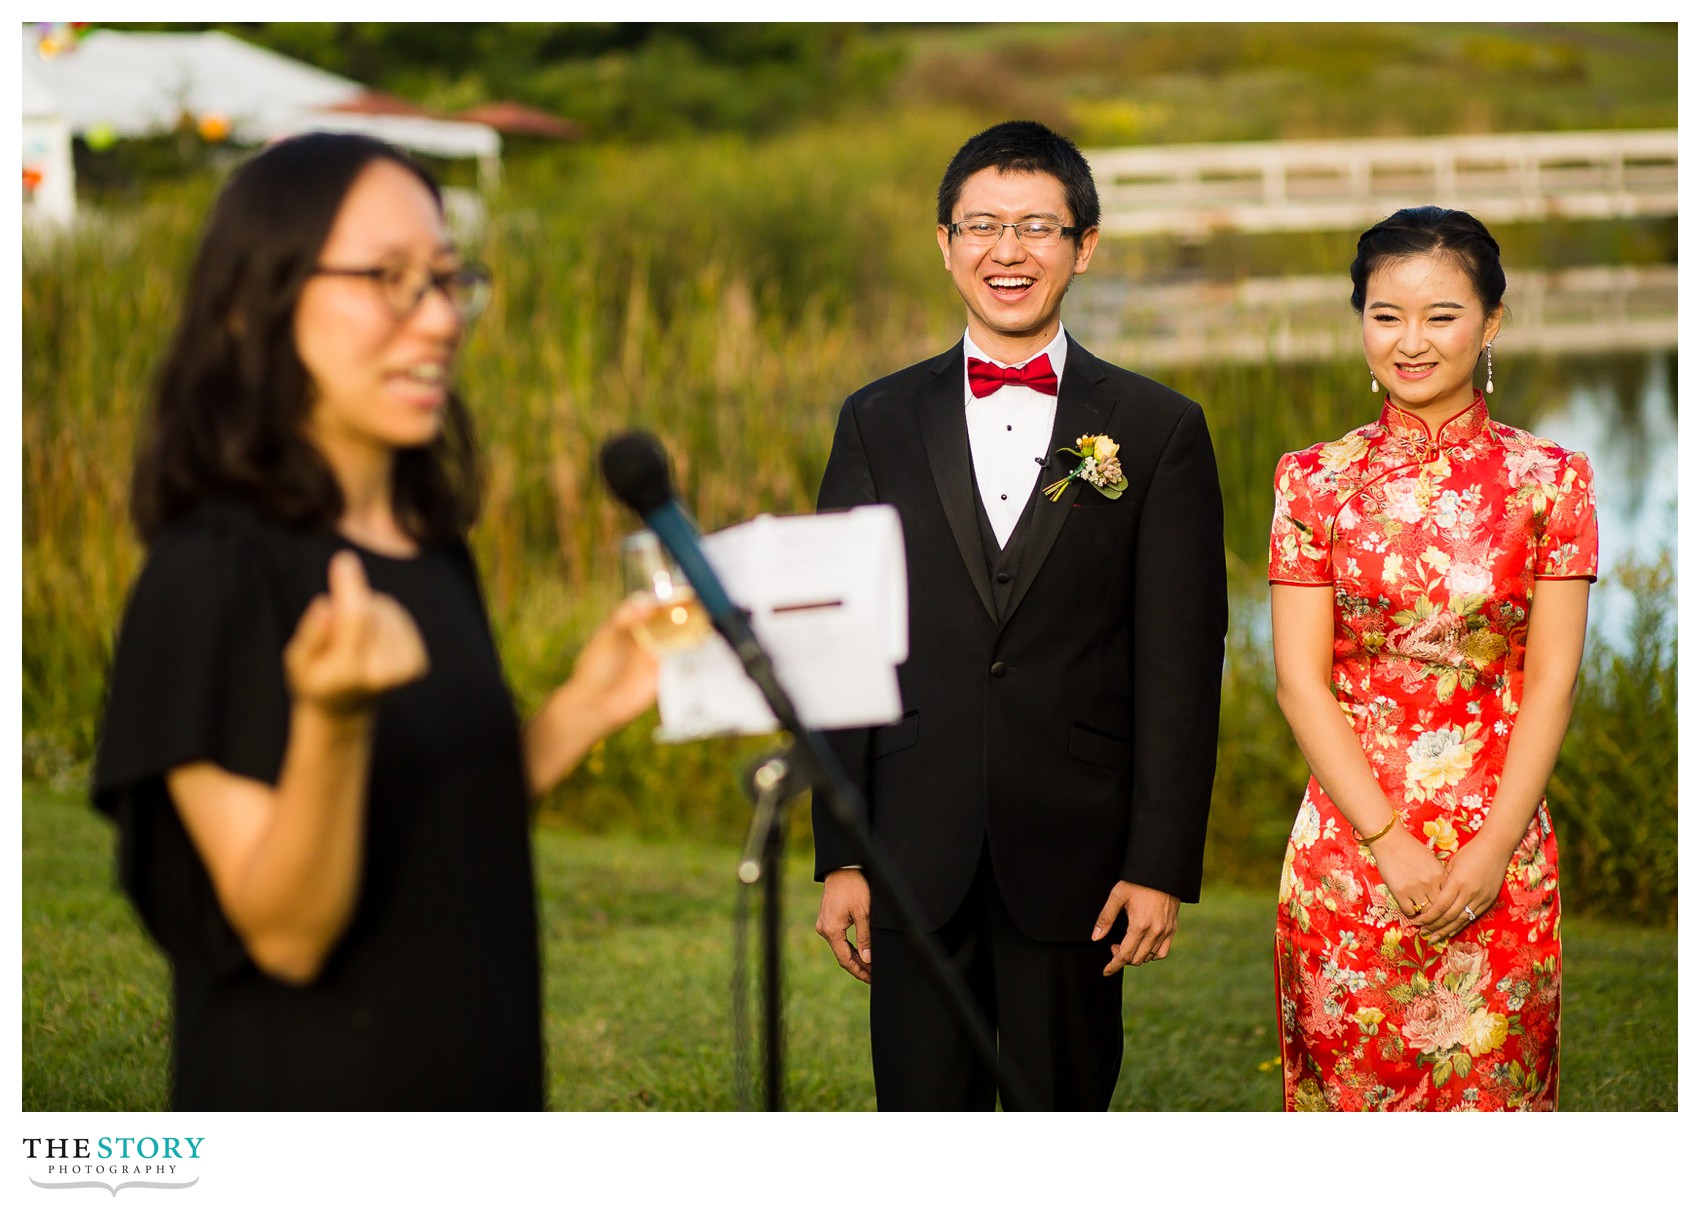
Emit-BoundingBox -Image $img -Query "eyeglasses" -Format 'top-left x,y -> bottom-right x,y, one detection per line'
310,260 -> 493,321
947,219 -> 1080,247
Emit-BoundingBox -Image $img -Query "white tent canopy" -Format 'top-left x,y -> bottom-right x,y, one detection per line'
27,28 -> 500,172
21,41 -> 63,121
22,46 -> 77,225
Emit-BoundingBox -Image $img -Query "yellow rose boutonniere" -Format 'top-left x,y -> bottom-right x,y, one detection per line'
1042,432 -> 1129,502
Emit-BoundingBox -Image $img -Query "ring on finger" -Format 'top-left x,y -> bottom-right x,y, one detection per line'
1462,906 -> 1477,922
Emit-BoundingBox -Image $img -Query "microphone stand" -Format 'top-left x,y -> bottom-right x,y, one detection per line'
717,610 -> 1035,1112
734,748 -> 807,1111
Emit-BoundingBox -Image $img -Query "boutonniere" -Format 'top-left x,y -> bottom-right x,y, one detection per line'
1042,433 -> 1129,501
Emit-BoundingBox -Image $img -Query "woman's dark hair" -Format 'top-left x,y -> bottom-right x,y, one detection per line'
1349,205 -> 1506,316
131,132 -> 481,543
936,120 -> 1101,235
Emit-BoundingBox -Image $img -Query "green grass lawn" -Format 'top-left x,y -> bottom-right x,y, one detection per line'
22,783 -> 1676,1111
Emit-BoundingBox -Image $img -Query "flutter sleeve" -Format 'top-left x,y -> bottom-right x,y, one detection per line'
1535,450 -> 1600,581
91,510 -> 292,972
1268,450 -> 1334,585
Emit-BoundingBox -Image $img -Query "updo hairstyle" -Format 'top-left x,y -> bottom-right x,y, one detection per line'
1348,205 -> 1507,317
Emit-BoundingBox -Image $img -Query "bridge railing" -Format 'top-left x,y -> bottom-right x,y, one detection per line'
1069,265 -> 1676,368
1085,130 -> 1678,237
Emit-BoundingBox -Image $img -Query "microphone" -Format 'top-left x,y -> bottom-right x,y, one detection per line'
599,426 -> 800,742
598,429 -> 740,632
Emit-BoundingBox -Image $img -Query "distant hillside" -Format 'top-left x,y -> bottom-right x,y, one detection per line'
94,22 -> 1677,145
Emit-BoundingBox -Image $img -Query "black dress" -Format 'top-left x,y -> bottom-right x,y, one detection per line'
92,501 -> 544,1110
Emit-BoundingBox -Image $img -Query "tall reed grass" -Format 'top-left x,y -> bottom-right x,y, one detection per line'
1548,557 -> 1677,924
22,123 -> 1676,923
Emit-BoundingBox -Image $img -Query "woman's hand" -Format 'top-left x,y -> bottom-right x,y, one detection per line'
565,596 -> 660,736
1368,826 -> 1447,925
520,598 -> 660,798
1415,835 -> 1513,942
284,550 -> 427,717
169,551 -> 420,984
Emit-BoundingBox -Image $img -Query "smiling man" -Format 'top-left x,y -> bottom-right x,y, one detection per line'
811,121 -> 1229,1110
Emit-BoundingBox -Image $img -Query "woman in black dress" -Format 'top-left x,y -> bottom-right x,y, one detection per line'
93,133 -> 658,1110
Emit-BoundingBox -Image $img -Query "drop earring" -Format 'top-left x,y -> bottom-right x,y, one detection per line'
1370,373 -> 1380,394
1483,343 -> 1494,395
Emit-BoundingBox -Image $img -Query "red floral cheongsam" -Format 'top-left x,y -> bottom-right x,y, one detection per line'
1268,394 -> 1598,1111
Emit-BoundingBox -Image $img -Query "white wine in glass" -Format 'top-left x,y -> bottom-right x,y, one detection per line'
621,531 -> 713,653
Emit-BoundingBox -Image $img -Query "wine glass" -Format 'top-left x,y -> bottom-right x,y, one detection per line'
621,530 -> 712,653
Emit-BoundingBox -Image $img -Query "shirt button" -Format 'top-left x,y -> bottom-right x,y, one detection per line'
996,572 -> 1012,584
1000,493 -> 1008,501
990,661 -> 1007,677
1006,425 -> 1013,432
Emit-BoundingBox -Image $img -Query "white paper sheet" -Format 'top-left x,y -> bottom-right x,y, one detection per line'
652,505 -> 908,741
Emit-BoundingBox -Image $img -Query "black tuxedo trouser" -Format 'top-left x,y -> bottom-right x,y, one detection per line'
869,844 -> 1124,1111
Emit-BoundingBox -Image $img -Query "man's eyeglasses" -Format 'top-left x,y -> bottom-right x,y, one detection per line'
947,220 -> 1080,247
311,260 -> 493,321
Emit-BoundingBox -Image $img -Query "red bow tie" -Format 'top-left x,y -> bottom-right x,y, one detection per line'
967,353 -> 1058,398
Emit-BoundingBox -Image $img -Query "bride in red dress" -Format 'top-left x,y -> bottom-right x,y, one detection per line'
1268,206 -> 1597,1110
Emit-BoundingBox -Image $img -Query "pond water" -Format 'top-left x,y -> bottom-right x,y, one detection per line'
1526,352 -> 1676,652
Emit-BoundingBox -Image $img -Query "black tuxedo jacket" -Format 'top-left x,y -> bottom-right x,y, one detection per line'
811,337 -> 1228,942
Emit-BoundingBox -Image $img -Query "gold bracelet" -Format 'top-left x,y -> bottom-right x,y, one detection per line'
1356,811 -> 1399,843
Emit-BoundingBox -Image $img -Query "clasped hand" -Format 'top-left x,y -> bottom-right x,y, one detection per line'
1374,828 -> 1508,943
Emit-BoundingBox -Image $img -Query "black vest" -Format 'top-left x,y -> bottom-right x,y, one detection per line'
970,464 -> 1043,624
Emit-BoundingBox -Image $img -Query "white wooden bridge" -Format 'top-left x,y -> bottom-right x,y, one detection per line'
1085,129 -> 1678,238
1070,264 -> 1677,369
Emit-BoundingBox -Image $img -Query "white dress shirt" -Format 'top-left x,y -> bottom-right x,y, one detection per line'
962,327 -> 1068,548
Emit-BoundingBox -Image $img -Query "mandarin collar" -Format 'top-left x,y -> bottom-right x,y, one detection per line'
1379,392 -> 1490,449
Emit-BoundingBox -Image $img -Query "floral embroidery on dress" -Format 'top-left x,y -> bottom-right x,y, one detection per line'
1269,394 -> 1598,1111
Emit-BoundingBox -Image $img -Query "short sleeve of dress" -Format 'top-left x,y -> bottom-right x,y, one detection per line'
1535,450 -> 1600,581
1268,450 -> 1334,585
91,509 -> 292,973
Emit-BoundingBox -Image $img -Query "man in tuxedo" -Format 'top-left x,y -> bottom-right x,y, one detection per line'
811,120 -> 1227,1111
